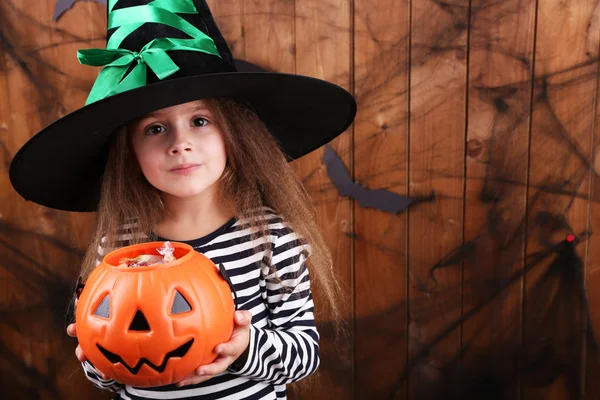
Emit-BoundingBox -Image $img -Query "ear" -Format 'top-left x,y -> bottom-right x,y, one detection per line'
218,264 -> 238,310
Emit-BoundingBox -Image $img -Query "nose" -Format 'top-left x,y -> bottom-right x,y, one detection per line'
168,128 -> 193,155
129,309 -> 150,331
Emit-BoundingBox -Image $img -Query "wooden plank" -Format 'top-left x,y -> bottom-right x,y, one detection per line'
406,0 -> 468,398
242,0 -> 295,73
353,0 -> 410,397
586,166 -> 600,400
524,0 -> 599,399
1,1 -> 108,399
292,0 -> 353,397
208,0 -> 245,60
461,1 -> 536,399
585,3 -> 600,397
2,3 -> 57,397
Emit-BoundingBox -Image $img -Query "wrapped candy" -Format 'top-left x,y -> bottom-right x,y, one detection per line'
157,241 -> 176,262
119,242 -> 176,267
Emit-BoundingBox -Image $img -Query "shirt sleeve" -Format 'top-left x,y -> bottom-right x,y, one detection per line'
81,361 -> 123,392
227,229 -> 320,385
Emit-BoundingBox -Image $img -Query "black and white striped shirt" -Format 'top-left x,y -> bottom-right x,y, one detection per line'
82,208 -> 319,399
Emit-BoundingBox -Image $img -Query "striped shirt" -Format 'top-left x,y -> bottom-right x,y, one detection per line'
81,208 -> 319,399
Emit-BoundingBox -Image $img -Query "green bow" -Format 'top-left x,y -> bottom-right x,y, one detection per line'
78,0 -> 221,105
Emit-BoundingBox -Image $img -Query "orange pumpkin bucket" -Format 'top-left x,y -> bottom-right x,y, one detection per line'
75,242 -> 235,387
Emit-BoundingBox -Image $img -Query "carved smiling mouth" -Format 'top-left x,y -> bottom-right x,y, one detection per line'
97,339 -> 194,375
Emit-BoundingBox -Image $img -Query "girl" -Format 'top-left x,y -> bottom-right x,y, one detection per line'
9,0 -> 356,399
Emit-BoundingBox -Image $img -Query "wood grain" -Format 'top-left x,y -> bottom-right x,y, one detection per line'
525,1 -> 599,399
353,0 -> 410,398
292,0 -> 354,397
407,0 -> 468,398
0,0 -> 107,398
462,1 -> 536,399
585,1 -> 600,398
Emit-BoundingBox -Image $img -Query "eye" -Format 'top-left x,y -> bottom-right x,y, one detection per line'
171,290 -> 192,314
94,294 -> 110,318
145,124 -> 166,135
192,117 -> 209,127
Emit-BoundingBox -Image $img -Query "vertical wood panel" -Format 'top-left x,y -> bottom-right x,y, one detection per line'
0,0 -> 107,398
525,0 -> 599,399
294,0 -> 354,397
586,132 -> 600,399
353,0 -> 410,397
407,0 -> 468,398
462,1 -> 536,399
209,0 -> 245,60
242,0 -> 295,73
585,2 -> 600,397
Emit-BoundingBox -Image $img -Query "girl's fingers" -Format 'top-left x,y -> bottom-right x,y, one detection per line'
75,344 -> 87,362
234,310 -> 252,326
177,372 -> 197,382
69,324 -> 108,380
215,336 -> 246,356
196,356 -> 231,376
177,375 -> 212,387
178,311 -> 253,386
66,323 -> 77,337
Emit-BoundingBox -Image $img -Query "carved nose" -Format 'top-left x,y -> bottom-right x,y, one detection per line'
129,310 -> 150,331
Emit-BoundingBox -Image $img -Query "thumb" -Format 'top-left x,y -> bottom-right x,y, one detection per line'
67,323 -> 77,337
234,310 -> 252,326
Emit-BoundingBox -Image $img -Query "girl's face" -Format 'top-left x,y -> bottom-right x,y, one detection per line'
129,99 -> 227,202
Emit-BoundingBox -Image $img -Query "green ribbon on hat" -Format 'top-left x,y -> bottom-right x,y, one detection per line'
78,0 -> 221,105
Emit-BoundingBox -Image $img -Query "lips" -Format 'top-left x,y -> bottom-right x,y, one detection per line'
97,338 -> 194,374
169,163 -> 200,173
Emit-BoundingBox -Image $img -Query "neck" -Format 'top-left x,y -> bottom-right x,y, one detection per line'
156,187 -> 234,241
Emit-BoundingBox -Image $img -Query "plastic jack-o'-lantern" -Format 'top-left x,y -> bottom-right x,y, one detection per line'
75,242 -> 235,387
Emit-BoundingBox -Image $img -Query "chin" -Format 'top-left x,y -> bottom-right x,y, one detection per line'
162,185 -> 215,199
156,178 -> 221,200
168,190 -> 209,199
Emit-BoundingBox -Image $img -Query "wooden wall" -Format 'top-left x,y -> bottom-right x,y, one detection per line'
2,0 -> 600,398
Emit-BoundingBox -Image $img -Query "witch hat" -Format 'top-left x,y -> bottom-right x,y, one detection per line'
9,0 -> 356,212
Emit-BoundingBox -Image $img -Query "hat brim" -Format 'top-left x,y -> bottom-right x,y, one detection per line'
9,71 -> 356,212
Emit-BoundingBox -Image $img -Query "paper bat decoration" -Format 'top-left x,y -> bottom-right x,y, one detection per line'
323,144 -> 433,214
53,0 -> 107,21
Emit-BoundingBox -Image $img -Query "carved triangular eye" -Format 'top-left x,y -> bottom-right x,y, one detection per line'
94,294 -> 110,318
171,290 -> 192,314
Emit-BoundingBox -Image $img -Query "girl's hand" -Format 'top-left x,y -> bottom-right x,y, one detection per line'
66,323 -> 109,380
176,310 -> 252,387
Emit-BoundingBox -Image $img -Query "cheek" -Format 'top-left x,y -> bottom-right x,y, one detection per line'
136,153 -> 153,170
132,141 -> 160,175
134,153 -> 163,186
207,133 -> 227,169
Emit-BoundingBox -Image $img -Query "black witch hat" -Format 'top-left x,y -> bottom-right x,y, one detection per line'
9,0 -> 356,212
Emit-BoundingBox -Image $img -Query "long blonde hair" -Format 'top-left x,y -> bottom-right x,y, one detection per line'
79,97 -> 346,346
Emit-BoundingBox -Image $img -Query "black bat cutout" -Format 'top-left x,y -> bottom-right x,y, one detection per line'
53,0 -> 107,22
97,338 -> 194,375
323,144 -> 434,214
